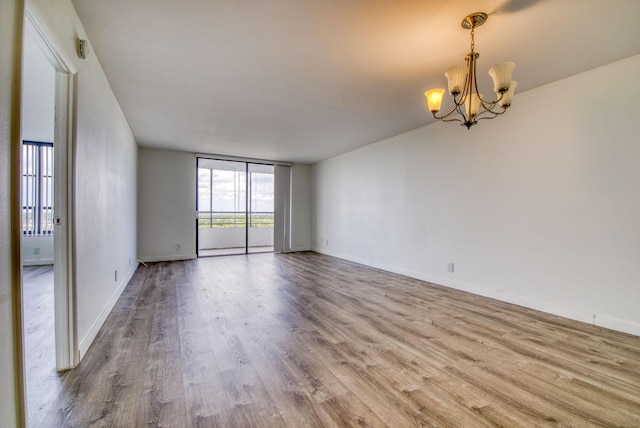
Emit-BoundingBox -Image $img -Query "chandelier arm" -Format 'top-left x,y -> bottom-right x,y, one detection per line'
480,97 -> 510,114
477,100 -> 500,112
477,89 -> 506,107
452,92 -> 467,108
474,110 -> 499,121
452,56 -> 474,122
455,103 -> 469,120
476,113 -> 504,122
474,106 -> 508,121
486,106 -> 508,116
432,114 -> 464,124
431,103 -> 464,121
471,52 -> 482,101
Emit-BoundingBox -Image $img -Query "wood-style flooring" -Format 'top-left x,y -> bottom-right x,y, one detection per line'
23,264 -> 63,428
38,252 -> 640,427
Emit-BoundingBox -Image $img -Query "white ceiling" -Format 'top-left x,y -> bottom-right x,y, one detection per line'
71,0 -> 640,164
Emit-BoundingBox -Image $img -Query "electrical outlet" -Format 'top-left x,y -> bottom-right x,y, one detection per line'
175,244 -> 181,251
33,247 -> 40,255
128,257 -> 132,265
448,262 -> 455,273
115,270 -> 118,282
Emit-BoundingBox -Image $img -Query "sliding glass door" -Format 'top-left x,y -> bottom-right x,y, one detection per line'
247,163 -> 275,253
197,158 -> 274,256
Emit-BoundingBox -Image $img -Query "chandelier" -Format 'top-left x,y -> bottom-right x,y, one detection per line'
425,12 -> 517,129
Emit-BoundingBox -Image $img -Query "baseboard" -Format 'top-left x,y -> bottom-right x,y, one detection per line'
311,247 -> 373,268
312,248 -> 640,337
138,253 -> 197,263
595,315 -> 640,336
22,258 -> 54,266
289,246 -> 312,252
78,262 -> 138,359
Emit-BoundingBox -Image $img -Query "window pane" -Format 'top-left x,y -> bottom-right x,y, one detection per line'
197,168 -> 211,212
22,142 -> 54,235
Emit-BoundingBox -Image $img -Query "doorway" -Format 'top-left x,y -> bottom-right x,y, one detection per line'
197,158 -> 275,256
21,27 -> 59,427
21,10 -> 78,426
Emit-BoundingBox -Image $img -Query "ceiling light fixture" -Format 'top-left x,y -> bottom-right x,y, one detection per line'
425,12 -> 516,129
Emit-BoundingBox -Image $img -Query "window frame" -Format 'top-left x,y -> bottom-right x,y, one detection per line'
22,140 -> 54,236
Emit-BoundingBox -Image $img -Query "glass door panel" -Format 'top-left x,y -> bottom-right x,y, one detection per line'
197,159 -> 247,256
247,163 -> 274,254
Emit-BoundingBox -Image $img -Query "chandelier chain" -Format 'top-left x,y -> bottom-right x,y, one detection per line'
470,25 -> 475,53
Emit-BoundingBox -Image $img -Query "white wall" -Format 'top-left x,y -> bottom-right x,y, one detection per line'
25,0 -> 139,358
137,148 -> 197,262
21,236 -> 54,265
313,54 -> 640,336
21,31 -> 55,265
1,0 -> 25,423
21,31 -> 54,142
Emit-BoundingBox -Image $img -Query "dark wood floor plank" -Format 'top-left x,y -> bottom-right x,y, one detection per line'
34,252 -> 640,427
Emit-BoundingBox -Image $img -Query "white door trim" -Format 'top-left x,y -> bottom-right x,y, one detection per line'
24,7 -> 78,371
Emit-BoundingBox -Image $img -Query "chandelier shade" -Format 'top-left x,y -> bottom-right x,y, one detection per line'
488,62 -> 516,93
445,66 -> 467,95
425,12 -> 516,129
425,88 -> 445,112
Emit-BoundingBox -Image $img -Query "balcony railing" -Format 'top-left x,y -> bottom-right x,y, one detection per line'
198,211 -> 274,228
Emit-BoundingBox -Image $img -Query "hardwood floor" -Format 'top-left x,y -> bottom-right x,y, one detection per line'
38,252 -> 640,427
23,265 -> 63,428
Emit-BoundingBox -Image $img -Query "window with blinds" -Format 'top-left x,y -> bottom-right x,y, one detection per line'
22,141 -> 54,236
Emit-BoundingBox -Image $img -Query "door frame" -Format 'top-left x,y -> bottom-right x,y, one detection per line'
196,156 -> 278,257
24,6 -> 79,371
